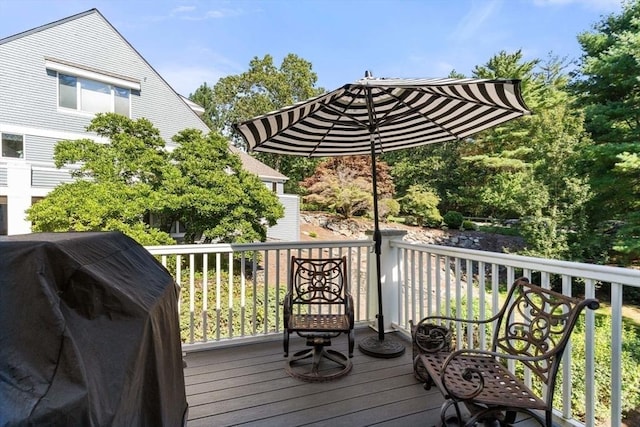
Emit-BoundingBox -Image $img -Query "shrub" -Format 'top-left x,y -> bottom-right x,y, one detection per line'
379,198 -> 401,221
399,184 -> 442,227
561,314 -> 640,424
178,269 -> 286,343
443,211 -> 464,229
462,220 -> 477,231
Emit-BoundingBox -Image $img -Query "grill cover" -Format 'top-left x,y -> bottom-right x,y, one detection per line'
0,232 -> 186,426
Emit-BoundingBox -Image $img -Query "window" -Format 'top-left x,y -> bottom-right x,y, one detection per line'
1,133 -> 24,159
58,73 -> 131,116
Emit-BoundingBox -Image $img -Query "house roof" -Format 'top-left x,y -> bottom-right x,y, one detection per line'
229,145 -> 288,182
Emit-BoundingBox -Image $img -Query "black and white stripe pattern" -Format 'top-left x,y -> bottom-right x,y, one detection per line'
234,76 -> 531,157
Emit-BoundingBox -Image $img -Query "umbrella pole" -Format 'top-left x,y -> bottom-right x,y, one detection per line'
357,122 -> 405,359
371,149 -> 384,342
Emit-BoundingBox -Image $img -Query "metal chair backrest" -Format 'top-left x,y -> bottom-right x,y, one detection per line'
288,256 -> 349,315
492,277 -> 599,390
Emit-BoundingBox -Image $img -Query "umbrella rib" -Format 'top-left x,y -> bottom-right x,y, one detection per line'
373,87 -> 461,141
305,87 -> 371,156
370,83 -> 526,143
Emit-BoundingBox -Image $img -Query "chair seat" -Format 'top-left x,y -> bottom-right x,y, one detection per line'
419,353 -> 546,410
289,314 -> 351,332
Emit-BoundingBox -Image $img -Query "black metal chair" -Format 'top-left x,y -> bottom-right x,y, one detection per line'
414,277 -> 599,426
283,256 -> 355,382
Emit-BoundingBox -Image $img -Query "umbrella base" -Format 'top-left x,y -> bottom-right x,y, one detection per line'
358,335 -> 405,358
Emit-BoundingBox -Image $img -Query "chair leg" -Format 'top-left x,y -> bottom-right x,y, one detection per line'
284,330 -> 290,357
348,330 -> 354,357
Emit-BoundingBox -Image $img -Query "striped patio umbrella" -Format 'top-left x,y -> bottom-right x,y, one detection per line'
234,72 -> 531,357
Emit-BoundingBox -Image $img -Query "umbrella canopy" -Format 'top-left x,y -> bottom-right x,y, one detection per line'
234,74 -> 531,357
234,75 -> 530,156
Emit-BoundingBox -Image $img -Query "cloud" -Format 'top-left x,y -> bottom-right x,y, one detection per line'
142,4 -> 247,23
171,5 -> 196,14
452,0 -> 503,42
173,6 -> 246,21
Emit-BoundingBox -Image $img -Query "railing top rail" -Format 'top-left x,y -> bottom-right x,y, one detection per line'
146,239 -> 372,255
392,241 -> 640,286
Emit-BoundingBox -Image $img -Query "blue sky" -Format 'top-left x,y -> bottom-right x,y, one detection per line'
0,0 -> 624,96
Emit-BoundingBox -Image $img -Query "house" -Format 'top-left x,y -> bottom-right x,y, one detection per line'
0,8 -> 299,241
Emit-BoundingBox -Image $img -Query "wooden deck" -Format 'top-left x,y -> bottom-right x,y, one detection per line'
183,328 -> 446,426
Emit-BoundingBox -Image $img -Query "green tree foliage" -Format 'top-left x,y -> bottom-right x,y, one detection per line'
190,54 -> 325,194
573,0 -> 640,144
27,114 -> 283,245
300,156 -> 394,219
387,51 -> 591,260
399,184 -> 442,226
472,53 -> 592,259
571,0 -> 640,264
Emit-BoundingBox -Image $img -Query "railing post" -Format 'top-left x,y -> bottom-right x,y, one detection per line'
366,229 -> 407,332
6,161 -> 32,235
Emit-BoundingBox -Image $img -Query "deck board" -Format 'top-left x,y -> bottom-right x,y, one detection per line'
184,329 -> 444,426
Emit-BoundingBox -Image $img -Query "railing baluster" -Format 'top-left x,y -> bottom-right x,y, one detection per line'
189,253 -> 195,344
478,262 -> 486,350
264,249 -> 269,334
585,278 -> 596,427
252,251 -> 258,336
275,249 -> 281,331
203,253 -> 208,342
228,252 -> 234,339
611,282 -> 623,427
561,274 -> 573,419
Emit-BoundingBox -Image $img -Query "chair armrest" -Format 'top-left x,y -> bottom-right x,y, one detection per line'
283,293 -> 292,319
416,312 -> 501,328
346,293 -> 355,326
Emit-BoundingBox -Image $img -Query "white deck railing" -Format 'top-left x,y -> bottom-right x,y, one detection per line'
146,234 -> 640,427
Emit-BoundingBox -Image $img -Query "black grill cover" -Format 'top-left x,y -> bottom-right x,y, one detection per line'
0,232 -> 187,426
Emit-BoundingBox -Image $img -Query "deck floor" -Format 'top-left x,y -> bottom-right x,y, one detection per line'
184,328 -> 446,427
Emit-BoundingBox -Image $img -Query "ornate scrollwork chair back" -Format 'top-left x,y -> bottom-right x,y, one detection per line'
283,256 -> 354,381
414,277 -> 599,427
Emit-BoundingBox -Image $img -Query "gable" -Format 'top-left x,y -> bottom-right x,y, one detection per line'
0,9 -> 209,144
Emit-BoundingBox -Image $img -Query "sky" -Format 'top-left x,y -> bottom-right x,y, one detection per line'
0,0 -> 626,97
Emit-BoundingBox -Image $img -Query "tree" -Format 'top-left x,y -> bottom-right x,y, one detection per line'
300,156 -> 394,219
385,51 -> 592,260
571,0 -> 640,264
399,184 -> 442,227
190,54 -> 325,194
169,128 -> 284,243
572,0 -> 640,144
471,52 -> 592,259
27,113 -> 284,244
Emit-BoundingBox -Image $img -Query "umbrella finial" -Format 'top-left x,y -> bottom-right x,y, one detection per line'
364,70 -> 373,78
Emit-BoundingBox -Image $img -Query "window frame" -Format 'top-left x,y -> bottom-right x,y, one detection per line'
1,132 -> 25,160
56,73 -> 132,117
45,58 -> 139,118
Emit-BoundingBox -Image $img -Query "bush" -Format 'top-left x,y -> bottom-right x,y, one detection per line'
562,314 -> 640,424
178,269 -> 286,343
379,198 -> 401,221
443,211 -> 464,229
399,184 -> 442,227
462,220 -> 477,231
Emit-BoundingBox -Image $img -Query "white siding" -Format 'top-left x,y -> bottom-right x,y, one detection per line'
267,194 -> 299,241
31,167 -> 74,188
0,11 -> 209,143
